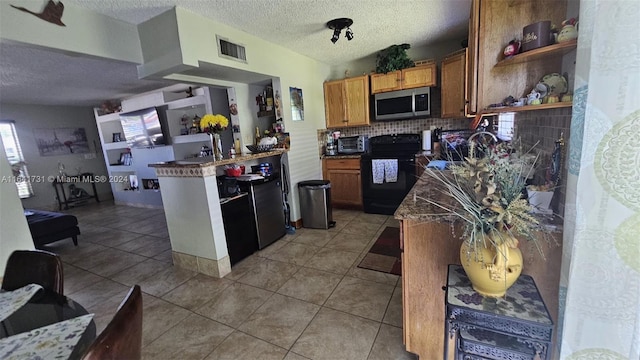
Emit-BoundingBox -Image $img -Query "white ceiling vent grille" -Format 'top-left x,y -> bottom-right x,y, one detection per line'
216,35 -> 247,63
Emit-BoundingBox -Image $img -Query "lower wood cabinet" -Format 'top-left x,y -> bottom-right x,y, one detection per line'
398,217 -> 562,358
322,158 -> 362,208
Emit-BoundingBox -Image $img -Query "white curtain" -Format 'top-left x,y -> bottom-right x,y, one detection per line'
559,0 -> 640,359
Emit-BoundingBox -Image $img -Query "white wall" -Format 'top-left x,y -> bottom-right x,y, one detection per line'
0,104 -> 111,210
0,136 -> 35,278
208,87 -> 234,152
1,3 -> 460,223
329,40 -> 464,80
0,0 -> 142,63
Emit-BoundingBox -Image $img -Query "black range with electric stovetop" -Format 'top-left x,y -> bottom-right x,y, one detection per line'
360,134 -> 421,215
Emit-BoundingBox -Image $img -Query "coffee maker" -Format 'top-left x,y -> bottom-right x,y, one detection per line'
325,131 -> 338,156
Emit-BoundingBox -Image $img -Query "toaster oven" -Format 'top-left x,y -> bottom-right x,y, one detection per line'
337,135 -> 368,154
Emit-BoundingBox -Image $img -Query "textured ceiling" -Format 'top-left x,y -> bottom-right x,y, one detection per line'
0,0 -> 471,107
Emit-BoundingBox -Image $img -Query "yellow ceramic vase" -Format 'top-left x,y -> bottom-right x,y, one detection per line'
460,231 -> 523,298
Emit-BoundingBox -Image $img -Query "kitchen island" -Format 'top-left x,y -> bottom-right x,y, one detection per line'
149,149 -> 288,277
394,172 -> 562,359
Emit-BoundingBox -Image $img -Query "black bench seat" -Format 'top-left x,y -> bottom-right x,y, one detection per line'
24,209 -> 80,248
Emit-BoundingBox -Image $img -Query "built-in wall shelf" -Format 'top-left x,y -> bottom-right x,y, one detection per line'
172,133 -> 211,144
166,95 -> 208,110
95,111 -> 122,123
257,110 -> 275,118
484,102 -> 572,113
471,102 -> 573,129
494,40 -> 577,67
95,86 -> 214,208
102,142 -> 129,150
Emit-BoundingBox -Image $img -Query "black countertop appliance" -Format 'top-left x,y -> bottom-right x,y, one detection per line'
237,173 -> 286,249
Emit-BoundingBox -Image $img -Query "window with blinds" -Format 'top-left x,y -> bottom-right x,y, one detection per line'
497,112 -> 515,142
0,121 -> 33,198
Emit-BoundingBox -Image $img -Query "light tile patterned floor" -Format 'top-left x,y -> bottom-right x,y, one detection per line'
43,202 -> 416,360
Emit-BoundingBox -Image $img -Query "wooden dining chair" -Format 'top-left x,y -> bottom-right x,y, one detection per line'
82,285 -> 143,360
1,249 -> 64,295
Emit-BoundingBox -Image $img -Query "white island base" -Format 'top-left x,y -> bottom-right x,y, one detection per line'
150,149 -> 288,277
153,163 -> 231,277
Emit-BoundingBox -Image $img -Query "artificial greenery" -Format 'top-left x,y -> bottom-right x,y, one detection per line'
420,141 -> 554,261
375,44 -> 415,74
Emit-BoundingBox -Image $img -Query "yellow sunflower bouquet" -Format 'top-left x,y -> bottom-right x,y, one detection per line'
200,114 -> 229,134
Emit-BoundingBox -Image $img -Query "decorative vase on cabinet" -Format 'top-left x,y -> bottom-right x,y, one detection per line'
460,230 -> 523,298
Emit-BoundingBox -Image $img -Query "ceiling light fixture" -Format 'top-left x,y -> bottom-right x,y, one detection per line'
331,28 -> 341,44
326,18 -> 353,44
345,28 -> 354,41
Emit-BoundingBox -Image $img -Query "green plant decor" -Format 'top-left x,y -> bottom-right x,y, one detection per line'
420,140 -> 557,262
375,44 -> 415,74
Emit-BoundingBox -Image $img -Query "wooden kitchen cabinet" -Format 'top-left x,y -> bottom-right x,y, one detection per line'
441,49 -> 467,118
466,0 -> 569,114
323,75 -> 370,128
400,219 -> 464,359
370,63 -> 436,94
370,71 -> 402,94
402,64 -> 436,89
398,216 -> 562,358
322,158 -> 362,208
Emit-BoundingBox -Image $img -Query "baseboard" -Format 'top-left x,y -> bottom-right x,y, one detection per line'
332,204 -> 363,211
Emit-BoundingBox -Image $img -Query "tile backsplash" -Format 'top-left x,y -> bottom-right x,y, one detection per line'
316,106 -> 572,218
318,117 -> 469,152
514,107 -> 572,217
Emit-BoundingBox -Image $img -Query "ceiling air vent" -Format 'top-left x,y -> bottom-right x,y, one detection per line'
216,35 -> 247,63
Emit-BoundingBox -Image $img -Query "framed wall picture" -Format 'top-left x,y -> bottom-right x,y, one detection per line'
119,152 -> 132,166
33,127 -> 90,156
290,87 -> 304,121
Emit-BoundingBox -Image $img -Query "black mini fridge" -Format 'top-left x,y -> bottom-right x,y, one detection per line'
238,174 -> 286,249
220,193 -> 258,265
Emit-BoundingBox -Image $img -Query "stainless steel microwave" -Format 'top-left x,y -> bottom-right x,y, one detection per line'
373,86 -> 431,121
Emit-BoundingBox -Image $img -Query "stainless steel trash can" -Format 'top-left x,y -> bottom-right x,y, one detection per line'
298,180 -> 335,229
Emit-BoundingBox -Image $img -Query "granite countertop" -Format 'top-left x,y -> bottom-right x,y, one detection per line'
415,151 -> 438,158
149,149 -> 288,168
394,172 -> 459,222
321,154 -> 362,159
394,171 -> 563,231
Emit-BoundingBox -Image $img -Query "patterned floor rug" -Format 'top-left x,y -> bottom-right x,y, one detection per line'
357,226 -> 401,276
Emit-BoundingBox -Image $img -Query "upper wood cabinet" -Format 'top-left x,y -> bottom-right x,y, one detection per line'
402,64 -> 436,89
441,49 -> 467,118
370,63 -> 436,94
370,71 -> 402,94
467,0 -> 480,114
466,0 -> 568,114
323,75 -> 370,128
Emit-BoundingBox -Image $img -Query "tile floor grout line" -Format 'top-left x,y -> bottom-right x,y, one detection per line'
365,319 -> 385,360
60,204 -> 413,358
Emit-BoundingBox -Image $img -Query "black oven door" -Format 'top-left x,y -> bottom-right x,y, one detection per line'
360,155 -> 417,215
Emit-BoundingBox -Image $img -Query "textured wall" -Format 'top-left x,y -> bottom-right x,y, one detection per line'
0,103 -> 111,210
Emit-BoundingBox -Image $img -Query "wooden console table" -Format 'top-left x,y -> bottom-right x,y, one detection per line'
445,264 -> 554,360
52,173 -> 100,210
